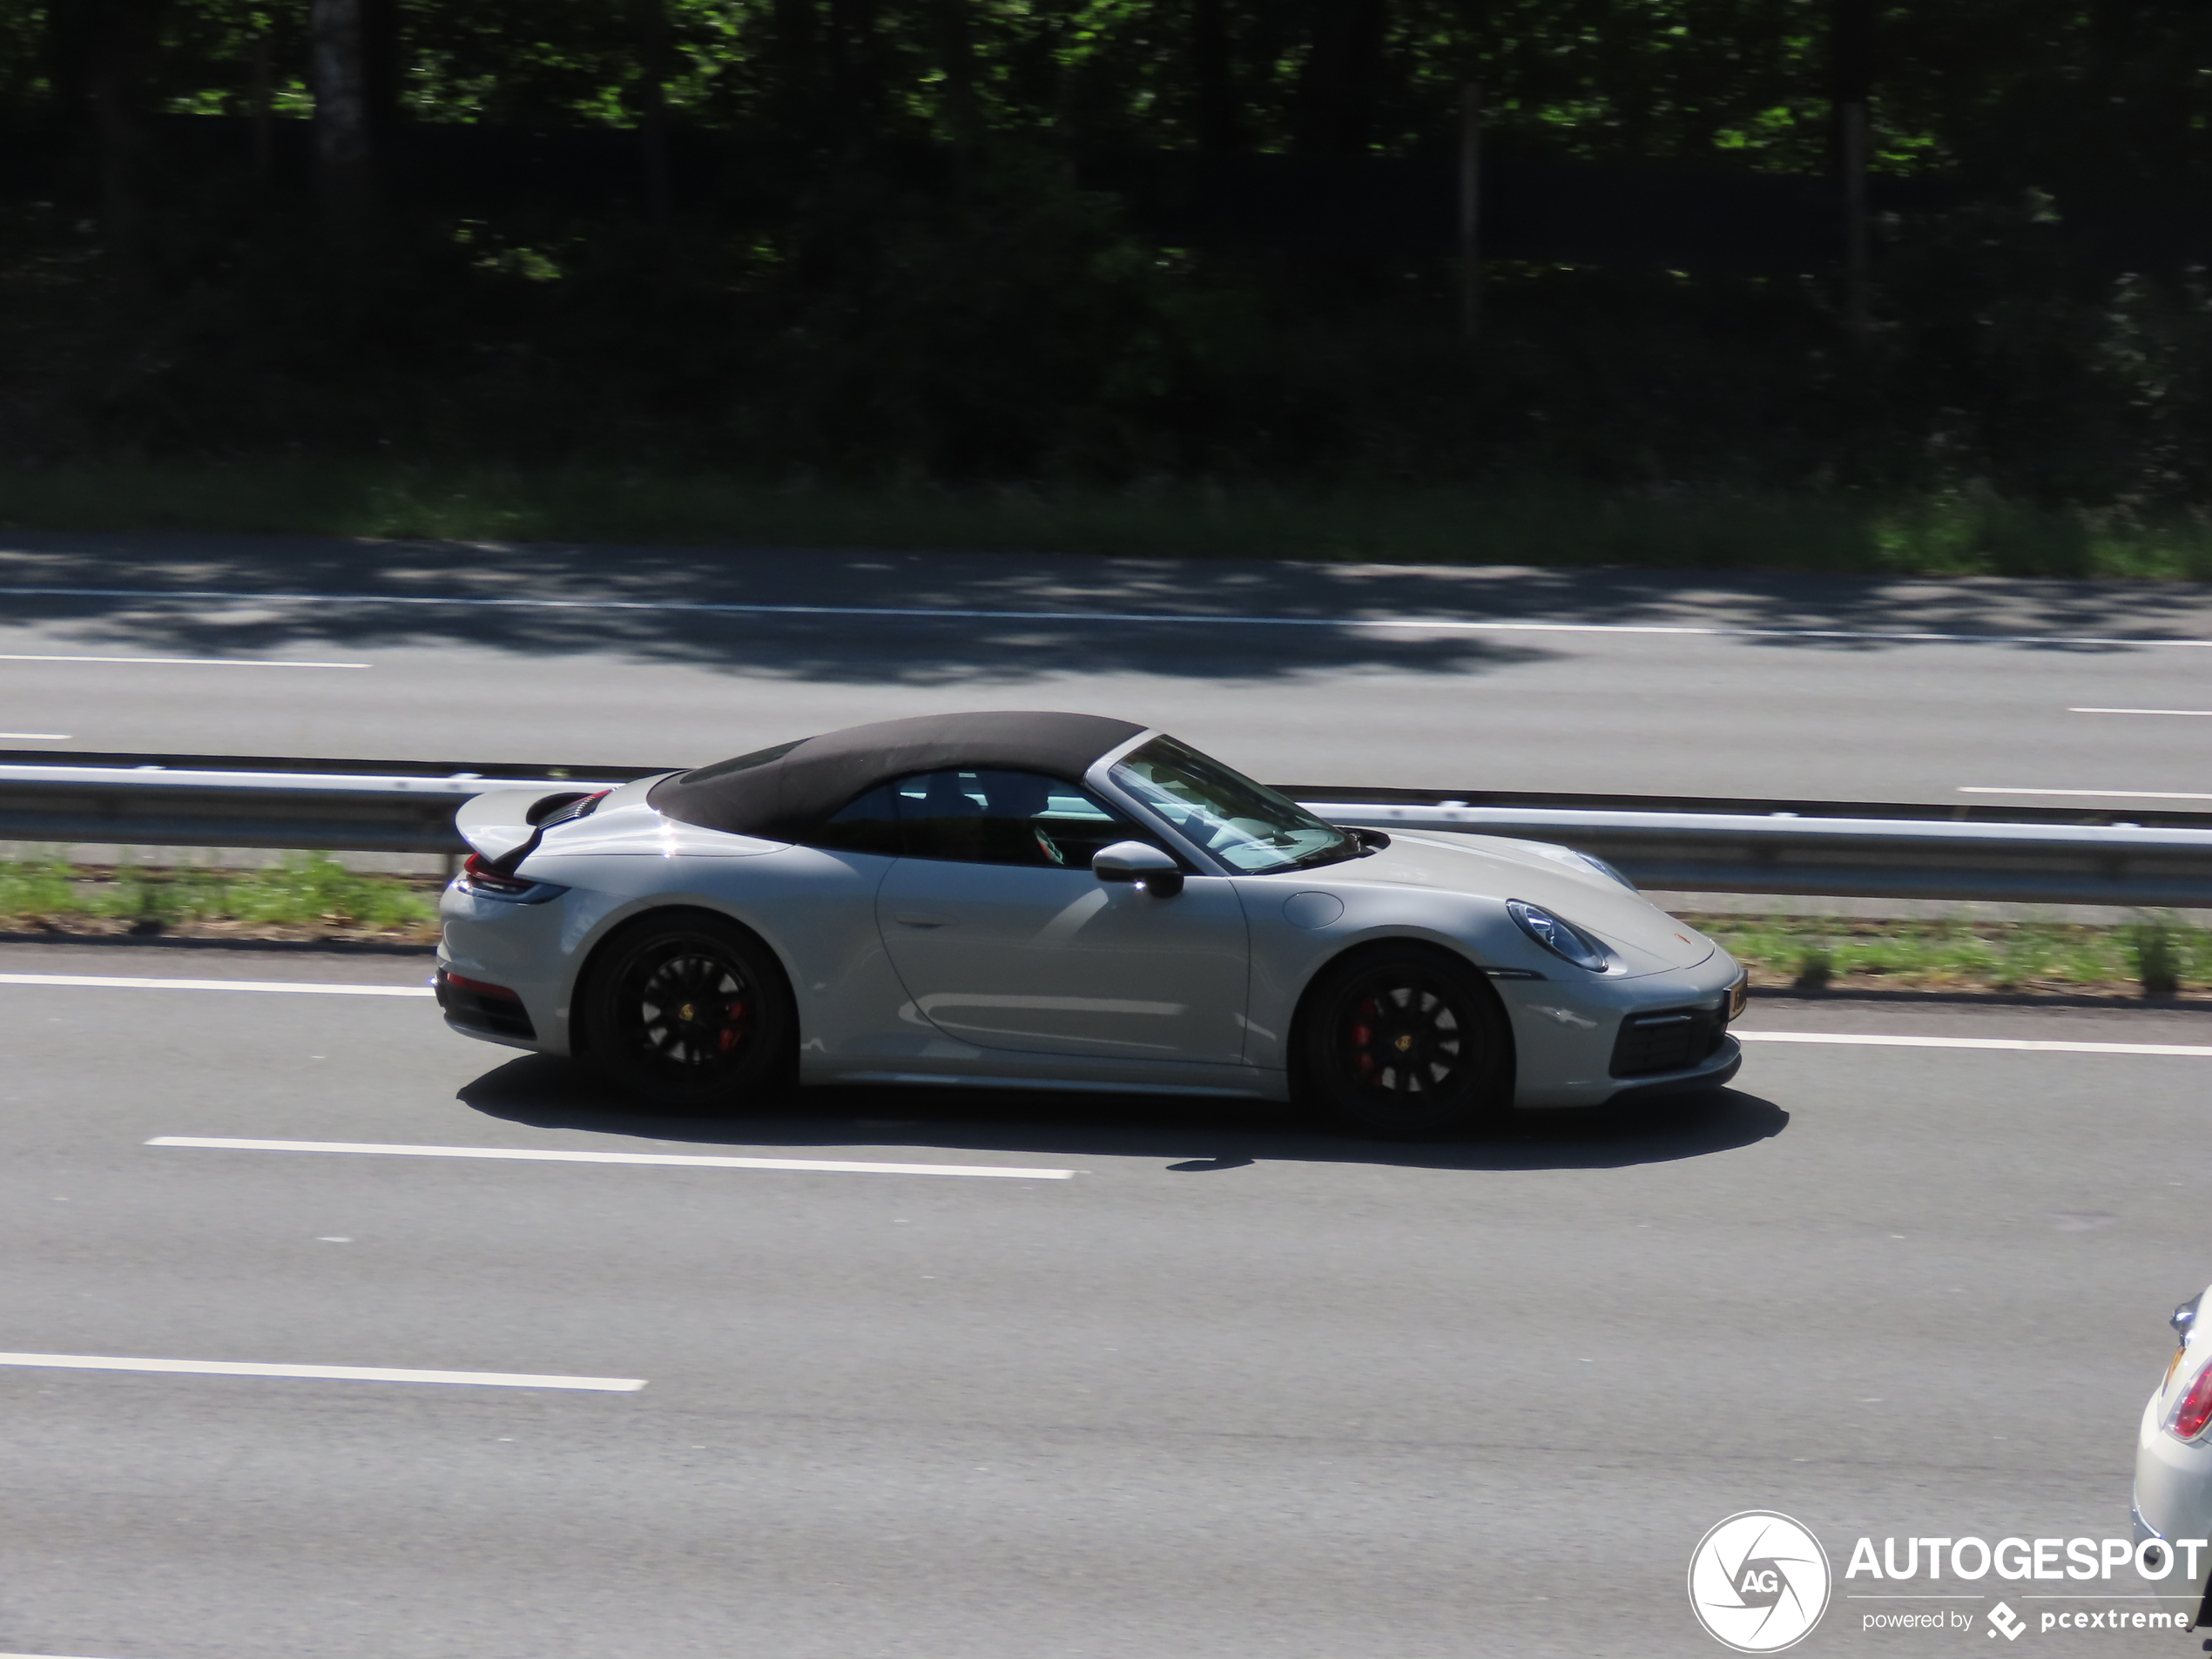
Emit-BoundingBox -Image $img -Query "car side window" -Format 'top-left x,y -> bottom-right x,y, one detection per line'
808,782 -> 902,856
894,769 -> 1154,868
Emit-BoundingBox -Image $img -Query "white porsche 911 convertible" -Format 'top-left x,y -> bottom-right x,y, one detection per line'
436,711 -> 1745,1133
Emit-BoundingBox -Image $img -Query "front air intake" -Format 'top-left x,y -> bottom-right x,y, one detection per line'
1609,1006 -> 1726,1078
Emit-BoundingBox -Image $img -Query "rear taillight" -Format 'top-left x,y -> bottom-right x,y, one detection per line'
2171,1361 -> 2212,1440
459,853 -> 538,897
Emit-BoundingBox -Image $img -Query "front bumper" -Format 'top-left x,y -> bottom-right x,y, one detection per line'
1600,1036 -> 1743,1107
1504,954 -> 1746,1109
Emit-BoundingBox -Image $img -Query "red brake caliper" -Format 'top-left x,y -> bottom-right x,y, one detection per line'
1351,998 -> 1376,1075
718,1000 -> 749,1054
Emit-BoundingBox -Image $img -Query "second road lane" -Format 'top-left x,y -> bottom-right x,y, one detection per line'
0,531 -> 2209,804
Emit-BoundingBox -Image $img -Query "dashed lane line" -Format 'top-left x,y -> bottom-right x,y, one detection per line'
0,1352 -> 644,1390
0,651 -> 366,667
149,1136 -> 1082,1180
0,974 -> 430,995
2069,707 -> 2212,718
1959,786 -> 2212,801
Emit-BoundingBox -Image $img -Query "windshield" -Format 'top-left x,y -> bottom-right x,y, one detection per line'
1110,736 -> 1359,874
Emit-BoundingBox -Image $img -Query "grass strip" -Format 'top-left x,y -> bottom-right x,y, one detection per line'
0,855 -> 439,943
1690,913 -> 2212,998
0,462 -> 2209,578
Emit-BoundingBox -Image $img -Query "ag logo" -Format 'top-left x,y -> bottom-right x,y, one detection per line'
1688,1511 -> 1832,1652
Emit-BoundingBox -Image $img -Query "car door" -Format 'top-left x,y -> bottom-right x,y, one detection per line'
872,767 -> 1251,1063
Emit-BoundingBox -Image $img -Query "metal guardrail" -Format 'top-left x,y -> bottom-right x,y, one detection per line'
0,762 -> 632,854
0,753 -> 2209,907
1314,802 -> 2212,908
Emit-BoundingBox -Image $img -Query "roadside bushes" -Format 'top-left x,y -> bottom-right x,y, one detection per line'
14,152 -> 2212,532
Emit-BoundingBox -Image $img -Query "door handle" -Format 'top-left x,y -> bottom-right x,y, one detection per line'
894,914 -> 953,928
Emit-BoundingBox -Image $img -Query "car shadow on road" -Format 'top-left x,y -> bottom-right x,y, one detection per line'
457,1055 -> 1787,1172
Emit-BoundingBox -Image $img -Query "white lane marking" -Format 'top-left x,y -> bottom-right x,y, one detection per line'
3,584 -> 2210,650
0,1352 -> 644,1390
0,651 -> 366,668
1959,786 -> 2212,801
1739,1031 -> 2212,1057
0,974 -> 431,995
150,1136 -> 1081,1180
2070,706 -> 2212,717
0,732 -> 67,739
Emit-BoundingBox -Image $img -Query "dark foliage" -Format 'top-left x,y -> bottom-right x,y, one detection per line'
0,0 -> 2208,505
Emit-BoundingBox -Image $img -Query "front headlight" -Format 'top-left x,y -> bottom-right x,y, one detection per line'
1507,900 -> 1616,973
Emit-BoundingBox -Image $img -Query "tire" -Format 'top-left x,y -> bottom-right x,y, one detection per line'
579,910 -> 795,1115
1291,944 -> 1514,1136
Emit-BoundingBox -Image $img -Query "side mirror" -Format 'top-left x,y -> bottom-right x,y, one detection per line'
1092,840 -> 1184,897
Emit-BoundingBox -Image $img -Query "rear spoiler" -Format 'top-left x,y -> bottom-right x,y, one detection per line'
455,786 -> 610,871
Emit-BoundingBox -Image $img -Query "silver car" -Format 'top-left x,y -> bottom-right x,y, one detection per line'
2134,1285 -> 2212,1600
436,711 -> 1745,1133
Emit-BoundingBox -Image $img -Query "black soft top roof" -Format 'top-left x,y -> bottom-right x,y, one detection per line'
649,711 -> 1150,841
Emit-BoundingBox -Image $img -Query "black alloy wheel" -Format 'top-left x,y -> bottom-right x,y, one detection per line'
582,910 -> 793,1114
1293,945 -> 1512,1136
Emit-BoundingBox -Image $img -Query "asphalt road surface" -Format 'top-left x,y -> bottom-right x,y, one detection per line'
3,942 -> 2209,1657
0,531 -> 2209,806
